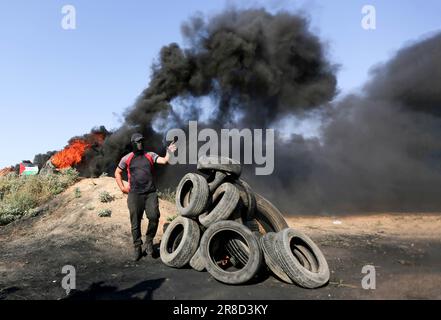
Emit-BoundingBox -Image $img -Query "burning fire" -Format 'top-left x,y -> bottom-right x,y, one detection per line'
51,133 -> 106,169
51,139 -> 91,169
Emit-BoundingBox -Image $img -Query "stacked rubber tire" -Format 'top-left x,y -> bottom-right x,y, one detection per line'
160,156 -> 330,288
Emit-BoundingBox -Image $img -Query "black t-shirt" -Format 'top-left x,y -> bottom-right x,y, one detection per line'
118,152 -> 158,194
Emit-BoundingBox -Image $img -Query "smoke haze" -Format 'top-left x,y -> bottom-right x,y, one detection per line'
29,9 -> 441,214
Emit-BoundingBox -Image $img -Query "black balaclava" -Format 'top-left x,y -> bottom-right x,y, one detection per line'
132,140 -> 144,154
131,133 -> 145,155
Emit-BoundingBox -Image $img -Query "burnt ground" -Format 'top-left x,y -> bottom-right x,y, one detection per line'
1,233 -> 440,300
1,177 -> 440,300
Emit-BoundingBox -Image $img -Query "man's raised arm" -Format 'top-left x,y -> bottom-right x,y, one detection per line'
156,141 -> 177,165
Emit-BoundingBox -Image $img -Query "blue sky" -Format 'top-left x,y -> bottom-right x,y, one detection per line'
0,0 -> 440,167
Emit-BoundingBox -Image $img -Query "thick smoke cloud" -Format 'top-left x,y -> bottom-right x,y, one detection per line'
256,33 -> 441,213
64,9 -> 441,214
366,34 -> 441,116
124,9 -> 337,129
85,9 -> 338,179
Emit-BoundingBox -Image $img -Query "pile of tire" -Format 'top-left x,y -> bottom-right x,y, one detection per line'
160,156 -> 330,288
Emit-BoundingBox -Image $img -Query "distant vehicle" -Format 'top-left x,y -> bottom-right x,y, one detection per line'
19,160 -> 39,176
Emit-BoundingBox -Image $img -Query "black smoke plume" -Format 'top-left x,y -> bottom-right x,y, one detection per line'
255,32 -> 441,213
34,9 -> 441,214
84,8 -> 338,191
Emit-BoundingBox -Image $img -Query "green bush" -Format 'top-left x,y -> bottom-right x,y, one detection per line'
99,191 -> 114,203
166,214 -> 178,222
74,187 -> 81,198
0,169 -> 79,225
97,208 -> 112,217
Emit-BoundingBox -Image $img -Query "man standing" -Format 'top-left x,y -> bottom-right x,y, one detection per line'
115,133 -> 176,261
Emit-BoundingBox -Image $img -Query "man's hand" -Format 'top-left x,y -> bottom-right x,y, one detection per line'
167,141 -> 177,153
156,141 -> 177,165
121,185 -> 130,194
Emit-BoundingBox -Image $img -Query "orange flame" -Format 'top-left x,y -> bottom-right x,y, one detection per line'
51,139 -> 91,169
50,132 -> 107,169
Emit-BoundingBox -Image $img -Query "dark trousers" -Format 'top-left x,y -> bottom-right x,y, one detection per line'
127,191 -> 160,247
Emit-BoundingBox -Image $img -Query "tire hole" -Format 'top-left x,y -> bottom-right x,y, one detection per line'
289,237 -> 319,271
180,180 -> 193,208
208,230 -> 249,272
167,224 -> 184,254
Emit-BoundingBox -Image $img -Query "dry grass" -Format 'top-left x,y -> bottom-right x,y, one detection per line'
0,168 -> 79,225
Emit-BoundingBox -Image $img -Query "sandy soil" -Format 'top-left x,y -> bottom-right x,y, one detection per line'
0,177 -> 440,300
286,214 -> 441,240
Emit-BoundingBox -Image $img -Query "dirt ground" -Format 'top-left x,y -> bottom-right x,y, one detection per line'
1,177 -> 440,300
